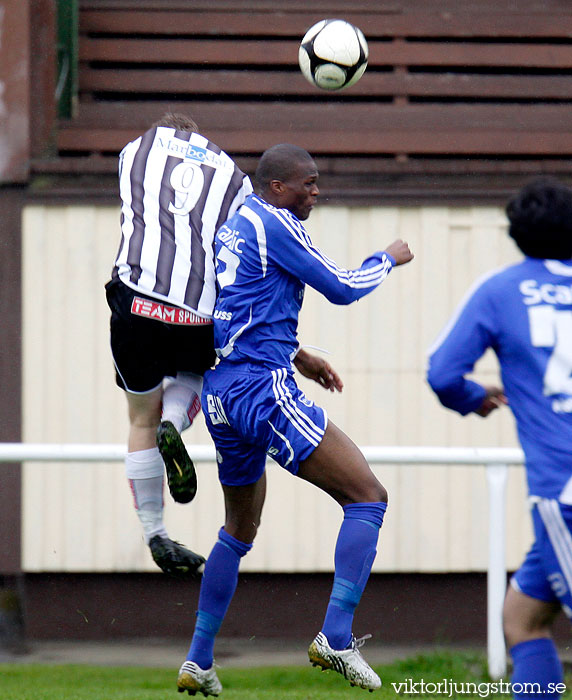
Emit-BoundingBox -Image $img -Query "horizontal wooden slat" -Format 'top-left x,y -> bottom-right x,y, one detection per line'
385,41 -> 572,69
80,9 -> 572,39
57,126 -> 572,156
78,68 -> 335,96
28,158 -> 572,207
79,37 -> 572,69
67,102 -> 572,132
79,37 -> 296,64
32,155 -> 572,178
80,0 -> 403,13
80,11 -> 400,38
80,0 -> 572,10
79,68 -> 572,100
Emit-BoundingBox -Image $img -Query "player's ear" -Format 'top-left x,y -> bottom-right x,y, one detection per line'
269,179 -> 285,196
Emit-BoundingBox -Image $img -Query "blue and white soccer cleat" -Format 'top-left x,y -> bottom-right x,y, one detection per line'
308,631 -> 381,691
177,660 -> 222,696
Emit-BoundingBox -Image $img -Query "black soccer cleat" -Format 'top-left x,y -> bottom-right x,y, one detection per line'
149,535 -> 205,580
157,420 -> 197,504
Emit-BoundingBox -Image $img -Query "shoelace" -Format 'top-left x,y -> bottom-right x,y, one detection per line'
352,634 -> 372,650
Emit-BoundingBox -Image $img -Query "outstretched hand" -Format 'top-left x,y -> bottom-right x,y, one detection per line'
475,385 -> 508,417
294,348 -> 344,393
385,239 -> 414,266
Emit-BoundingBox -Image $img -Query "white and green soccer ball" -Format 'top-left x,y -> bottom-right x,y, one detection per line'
298,19 -> 368,91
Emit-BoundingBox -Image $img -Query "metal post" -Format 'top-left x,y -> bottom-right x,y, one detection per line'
486,463 -> 508,679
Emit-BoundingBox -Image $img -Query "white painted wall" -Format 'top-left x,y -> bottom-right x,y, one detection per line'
21,203 -> 530,573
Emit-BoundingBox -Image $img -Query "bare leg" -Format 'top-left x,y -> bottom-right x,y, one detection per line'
504,585 -> 559,647
222,472 -> 267,543
504,585 -> 563,698
297,421 -> 387,505
126,386 -> 163,452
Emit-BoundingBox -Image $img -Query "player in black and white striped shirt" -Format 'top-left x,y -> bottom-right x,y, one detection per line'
105,113 -> 252,578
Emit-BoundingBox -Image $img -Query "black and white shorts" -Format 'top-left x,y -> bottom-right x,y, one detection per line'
105,278 -> 216,393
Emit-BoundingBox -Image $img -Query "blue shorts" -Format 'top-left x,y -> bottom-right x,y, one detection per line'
202,362 -> 328,486
512,499 -> 572,618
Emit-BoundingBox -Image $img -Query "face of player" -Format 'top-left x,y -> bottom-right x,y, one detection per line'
280,160 -> 320,221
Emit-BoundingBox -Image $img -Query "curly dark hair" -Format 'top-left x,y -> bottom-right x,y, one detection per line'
506,177 -> 572,259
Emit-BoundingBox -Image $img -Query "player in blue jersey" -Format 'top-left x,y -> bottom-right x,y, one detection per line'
176,144 -> 413,696
427,177 -> 572,700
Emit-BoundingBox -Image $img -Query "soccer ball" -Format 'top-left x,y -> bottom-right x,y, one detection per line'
298,19 -> 368,91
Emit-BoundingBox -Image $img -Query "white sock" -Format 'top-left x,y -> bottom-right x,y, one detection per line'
125,447 -> 168,544
162,372 -> 203,432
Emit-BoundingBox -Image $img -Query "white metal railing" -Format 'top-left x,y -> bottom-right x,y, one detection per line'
0,443 -> 524,679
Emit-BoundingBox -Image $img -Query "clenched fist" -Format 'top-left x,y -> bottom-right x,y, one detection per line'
385,239 -> 414,266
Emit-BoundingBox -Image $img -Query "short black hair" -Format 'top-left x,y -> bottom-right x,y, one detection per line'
255,144 -> 315,193
506,176 -> 572,260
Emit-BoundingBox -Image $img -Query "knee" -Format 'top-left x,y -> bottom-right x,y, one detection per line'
503,609 -> 529,648
224,514 -> 261,545
377,482 -> 389,503
130,414 -> 161,431
503,610 -> 551,648
350,478 -> 387,505
128,404 -> 162,429
127,391 -> 163,428
503,588 -> 556,648
371,482 -> 388,504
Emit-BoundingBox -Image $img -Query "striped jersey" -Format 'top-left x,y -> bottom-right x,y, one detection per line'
112,126 -> 253,318
212,193 -> 395,368
427,257 -> 572,500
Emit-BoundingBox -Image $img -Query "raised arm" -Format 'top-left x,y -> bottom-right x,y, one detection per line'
427,277 -> 504,416
275,224 -> 413,305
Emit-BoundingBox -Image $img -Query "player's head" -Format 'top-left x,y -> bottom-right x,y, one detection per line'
255,144 -> 319,220
506,177 -> 572,260
152,112 -> 199,133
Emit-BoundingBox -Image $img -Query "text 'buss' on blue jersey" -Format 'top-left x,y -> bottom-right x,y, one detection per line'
213,310 -> 233,321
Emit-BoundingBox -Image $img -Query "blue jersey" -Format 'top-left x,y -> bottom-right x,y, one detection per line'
427,258 -> 572,499
212,194 -> 395,369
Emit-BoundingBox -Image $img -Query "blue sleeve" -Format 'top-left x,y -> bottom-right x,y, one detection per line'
270,219 -> 395,305
427,281 -> 497,415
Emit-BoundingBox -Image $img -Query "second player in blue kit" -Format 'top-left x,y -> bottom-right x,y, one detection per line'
427,177 -> 572,700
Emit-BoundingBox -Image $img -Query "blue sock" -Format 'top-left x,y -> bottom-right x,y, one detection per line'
187,528 -> 252,669
321,502 -> 386,650
511,638 -> 563,699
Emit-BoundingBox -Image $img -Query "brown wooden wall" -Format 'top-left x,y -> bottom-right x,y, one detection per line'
0,188 -> 23,576
0,1 -> 31,183
30,0 -> 572,203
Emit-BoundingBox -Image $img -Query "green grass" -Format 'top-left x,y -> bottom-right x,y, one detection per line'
2,652 -> 572,700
